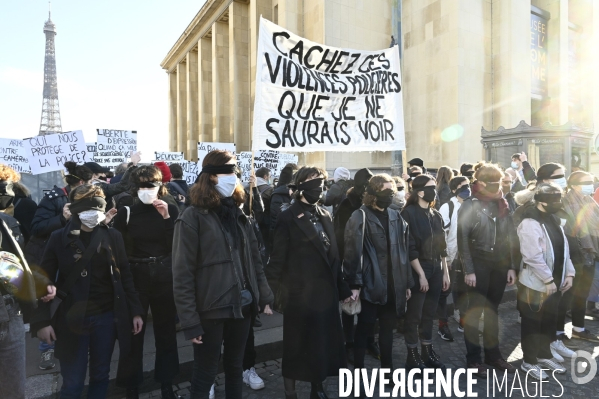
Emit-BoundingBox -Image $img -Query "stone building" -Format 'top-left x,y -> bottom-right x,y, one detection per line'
162,0 -> 599,173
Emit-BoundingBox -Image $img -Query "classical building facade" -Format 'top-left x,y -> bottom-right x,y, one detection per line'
162,0 -> 599,173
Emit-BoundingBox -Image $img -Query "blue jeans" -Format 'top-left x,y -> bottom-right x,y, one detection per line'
39,340 -> 54,352
59,311 -> 117,399
0,302 -> 26,398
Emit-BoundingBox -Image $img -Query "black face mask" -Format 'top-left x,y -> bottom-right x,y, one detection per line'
299,178 -> 324,205
543,202 -> 563,214
409,172 -> 421,178
0,181 -> 15,211
374,189 -> 394,210
420,186 -> 437,203
485,183 -> 500,194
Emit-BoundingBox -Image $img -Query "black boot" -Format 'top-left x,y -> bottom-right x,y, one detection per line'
161,383 -> 182,399
126,387 -> 139,399
421,344 -> 446,369
310,382 -> 329,399
405,346 -> 426,375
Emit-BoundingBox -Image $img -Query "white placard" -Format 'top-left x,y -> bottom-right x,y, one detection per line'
86,142 -> 97,154
24,130 -> 88,175
237,152 -> 253,182
153,160 -> 199,185
197,142 -> 236,167
0,138 -> 31,174
155,151 -> 184,161
252,18 -> 405,152
96,129 -> 137,168
236,150 -> 298,181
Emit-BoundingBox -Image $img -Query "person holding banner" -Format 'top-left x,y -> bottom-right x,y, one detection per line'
172,150 -> 274,399
268,166 -> 352,399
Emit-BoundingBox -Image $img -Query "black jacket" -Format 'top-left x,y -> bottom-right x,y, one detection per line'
31,224 -> 143,360
324,179 -> 352,214
435,184 -> 452,210
12,194 -> 37,244
269,185 -> 291,233
334,189 -> 363,258
172,206 -> 274,340
400,204 -> 447,262
168,180 -> 189,196
343,206 -> 414,316
457,197 -> 515,274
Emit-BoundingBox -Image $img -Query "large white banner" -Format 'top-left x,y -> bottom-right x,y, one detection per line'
24,131 -> 88,175
96,129 -> 137,169
252,18 -> 405,152
0,138 -> 31,174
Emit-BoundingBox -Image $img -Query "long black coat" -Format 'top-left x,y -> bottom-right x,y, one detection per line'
31,224 -> 143,362
268,201 -> 352,382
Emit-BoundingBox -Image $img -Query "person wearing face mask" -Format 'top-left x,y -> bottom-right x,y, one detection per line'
173,150 -> 274,399
501,172 -> 517,213
517,183 -> 575,380
400,175 -> 450,372
457,161 -> 518,377
560,171 -> 599,343
389,176 -> 406,210
343,174 -> 413,377
113,166 -> 181,399
32,184 -> 143,398
402,166 -> 423,189
437,176 -> 470,337
268,166 -> 352,399
460,162 -> 475,182
510,153 -> 537,187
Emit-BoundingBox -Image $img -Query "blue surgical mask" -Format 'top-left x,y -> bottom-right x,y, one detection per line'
456,185 -> 471,200
552,177 -> 567,190
581,184 -> 595,196
510,161 -> 519,169
215,175 -> 238,197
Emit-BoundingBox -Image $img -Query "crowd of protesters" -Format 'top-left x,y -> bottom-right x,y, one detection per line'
0,149 -> 599,399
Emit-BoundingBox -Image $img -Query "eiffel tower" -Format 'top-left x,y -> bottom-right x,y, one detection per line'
39,3 -> 62,135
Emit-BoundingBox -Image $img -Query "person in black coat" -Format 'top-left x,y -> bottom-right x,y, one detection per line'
268,166 -> 352,399
343,174 -> 414,372
9,181 -> 38,244
269,164 -> 298,238
32,184 -> 143,399
435,166 -> 454,210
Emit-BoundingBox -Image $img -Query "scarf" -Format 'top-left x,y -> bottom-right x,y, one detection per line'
217,197 -> 241,248
562,189 -> 599,253
471,181 -> 509,218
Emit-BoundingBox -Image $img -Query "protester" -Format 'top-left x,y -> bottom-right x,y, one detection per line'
401,175 -> 450,372
33,184 -> 143,398
403,166 -> 423,190
407,157 -> 426,174
460,162 -> 475,181
505,168 -> 526,193
457,161 -> 517,376
501,172 -> 517,213
9,181 -> 37,244
561,171 -> 599,343
172,150 -> 273,399
438,176 -> 470,337
324,167 -> 352,215
510,152 -> 536,187
0,164 -> 52,398
269,164 -> 297,237
435,166 -> 454,209
113,166 -> 181,399
110,163 -> 129,185
268,166 -> 352,399
517,183 -> 573,380
390,176 -> 406,211
255,167 -> 274,249
167,163 -> 190,210
343,174 -> 413,372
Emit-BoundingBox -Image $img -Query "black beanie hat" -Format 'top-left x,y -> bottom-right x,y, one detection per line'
277,166 -> 295,187
354,168 -> 374,187
408,158 -> 424,167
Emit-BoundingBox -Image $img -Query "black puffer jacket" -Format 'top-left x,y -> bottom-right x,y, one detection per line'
400,204 -> 447,262
269,185 -> 291,233
172,206 -> 274,340
343,206 -> 414,316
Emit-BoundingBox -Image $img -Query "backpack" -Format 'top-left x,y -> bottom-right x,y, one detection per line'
167,182 -> 188,212
443,200 -> 455,230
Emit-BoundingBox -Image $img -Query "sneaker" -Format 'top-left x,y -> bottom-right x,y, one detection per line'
572,329 -> 599,343
367,340 -> 381,359
550,340 -> 576,359
243,367 -> 265,390
485,358 -> 516,373
557,334 -> 579,349
521,362 -> 548,380
453,310 -> 460,323
537,358 -> 566,374
39,349 -> 56,370
438,323 -> 454,342
549,345 -> 564,363
467,362 -> 488,379
457,319 -> 464,333
209,384 -> 215,399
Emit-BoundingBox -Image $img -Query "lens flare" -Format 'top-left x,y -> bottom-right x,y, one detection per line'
441,124 -> 464,142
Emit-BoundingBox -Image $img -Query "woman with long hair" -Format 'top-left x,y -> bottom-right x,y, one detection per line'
400,175 -> 450,372
114,166 -> 181,399
33,184 -> 143,398
457,161 -> 517,377
172,150 -> 273,399
269,166 -> 352,399
435,166 -> 454,209
517,183 -> 573,380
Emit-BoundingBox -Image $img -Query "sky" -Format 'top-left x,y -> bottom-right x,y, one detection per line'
0,0 -> 206,160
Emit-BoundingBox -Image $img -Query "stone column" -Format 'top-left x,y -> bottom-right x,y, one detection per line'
212,20 -> 230,143
168,72 -> 177,151
229,1 -> 251,151
250,0 -> 272,145
186,50 -> 199,161
544,0 -> 569,125
199,36 -> 213,144
176,62 -> 187,155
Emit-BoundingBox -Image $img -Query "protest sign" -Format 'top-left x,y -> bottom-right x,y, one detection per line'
96,129 -> 137,169
254,150 -> 280,173
252,18 -> 405,152
86,142 -> 97,155
237,152 -> 253,181
152,160 -> 199,185
24,130 -> 88,175
277,153 -> 298,173
197,142 -> 236,167
236,150 -> 298,181
155,151 -> 184,161
0,138 -> 30,174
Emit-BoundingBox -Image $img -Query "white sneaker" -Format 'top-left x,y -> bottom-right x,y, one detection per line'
550,339 -> 576,359
537,358 -> 567,374
243,367 -> 265,390
209,384 -> 215,399
521,362 -> 548,380
517,315 -> 521,324
549,345 -> 564,363
453,310 -> 460,323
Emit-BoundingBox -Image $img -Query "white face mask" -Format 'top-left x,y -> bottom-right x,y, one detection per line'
79,210 -> 106,229
215,175 -> 238,198
581,184 -> 595,196
395,190 -> 405,201
138,187 -> 160,204
552,177 -> 567,190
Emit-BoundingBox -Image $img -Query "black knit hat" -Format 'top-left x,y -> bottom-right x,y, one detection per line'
277,165 -> 295,187
408,158 -> 424,167
354,168 -> 374,187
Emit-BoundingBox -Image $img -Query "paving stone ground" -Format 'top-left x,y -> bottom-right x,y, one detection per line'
159,301 -> 599,399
